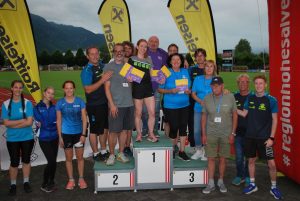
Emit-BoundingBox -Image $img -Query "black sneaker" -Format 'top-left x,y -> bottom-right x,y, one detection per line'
178,151 -> 191,161
9,184 -> 16,196
24,182 -> 32,193
93,153 -> 102,162
173,150 -> 176,159
124,147 -> 133,157
40,183 -> 48,192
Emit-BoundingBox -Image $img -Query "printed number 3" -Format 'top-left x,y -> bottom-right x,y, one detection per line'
189,172 -> 194,182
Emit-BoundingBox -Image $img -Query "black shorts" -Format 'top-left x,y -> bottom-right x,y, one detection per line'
161,97 -> 168,123
86,104 -> 108,135
132,83 -> 154,99
7,139 -> 34,167
245,138 -> 274,160
62,133 -> 83,149
164,106 -> 189,139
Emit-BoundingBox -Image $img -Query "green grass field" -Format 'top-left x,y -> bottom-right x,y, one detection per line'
0,71 -> 269,100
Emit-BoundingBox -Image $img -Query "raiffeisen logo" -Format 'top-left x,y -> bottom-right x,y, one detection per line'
184,0 -> 200,12
0,25 -> 40,93
175,15 -> 199,53
112,6 -> 124,24
0,0 -> 17,11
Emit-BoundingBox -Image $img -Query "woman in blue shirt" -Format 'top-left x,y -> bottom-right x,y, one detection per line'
1,80 -> 34,195
191,60 -> 217,160
158,53 -> 191,161
56,80 -> 87,190
34,86 -> 58,192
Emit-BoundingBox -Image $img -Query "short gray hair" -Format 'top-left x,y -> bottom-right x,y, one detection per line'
236,73 -> 250,83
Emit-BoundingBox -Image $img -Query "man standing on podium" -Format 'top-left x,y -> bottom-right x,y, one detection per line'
104,43 -> 135,166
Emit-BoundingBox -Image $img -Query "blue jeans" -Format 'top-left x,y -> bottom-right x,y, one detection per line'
141,91 -> 160,132
234,136 -> 249,178
193,111 -> 202,147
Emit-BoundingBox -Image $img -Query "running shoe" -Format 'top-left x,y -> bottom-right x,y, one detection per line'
243,183 -> 258,194
117,152 -> 130,163
232,177 -> 245,186
202,185 -> 215,194
24,182 -> 32,193
178,151 -> 190,161
270,187 -> 283,200
9,184 -> 16,196
106,154 -> 115,166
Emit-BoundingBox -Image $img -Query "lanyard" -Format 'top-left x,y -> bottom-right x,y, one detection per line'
213,94 -> 223,113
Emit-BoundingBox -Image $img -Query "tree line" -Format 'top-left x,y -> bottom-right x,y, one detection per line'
0,39 -> 269,69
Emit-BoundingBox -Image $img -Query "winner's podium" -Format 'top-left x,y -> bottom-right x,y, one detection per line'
133,132 -> 173,191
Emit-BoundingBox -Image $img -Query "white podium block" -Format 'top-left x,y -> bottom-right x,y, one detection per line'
93,157 -> 135,192
96,171 -> 134,189
173,169 -> 208,187
136,149 -> 171,184
133,133 -> 173,190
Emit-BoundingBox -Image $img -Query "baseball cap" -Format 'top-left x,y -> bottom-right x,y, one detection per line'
210,76 -> 224,85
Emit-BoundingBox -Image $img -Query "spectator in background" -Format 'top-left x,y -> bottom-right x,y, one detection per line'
191,60 -> 217,161
231,74 -> 251,187
122,41 -> 135,157
34,86 -> 58,193
188,48 -> 207,151
80,46 -> 112,162
1,80 -> 34,196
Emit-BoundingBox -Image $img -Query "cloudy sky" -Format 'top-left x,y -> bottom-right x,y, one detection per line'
27,0 -> 269,53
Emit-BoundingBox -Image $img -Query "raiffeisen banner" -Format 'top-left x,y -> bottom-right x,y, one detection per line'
167,0 -> 217,61
98,0 -> 131,58
0,0 -> 42,102
268,0 -> 300,184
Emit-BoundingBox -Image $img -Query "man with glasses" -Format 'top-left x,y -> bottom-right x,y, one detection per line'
104,43 -> 134,165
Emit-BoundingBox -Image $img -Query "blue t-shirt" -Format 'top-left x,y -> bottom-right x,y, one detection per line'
1,99 -> 34,142
192,75 -> 212,112
159,68 -> 191,109
56,97 -> 86,134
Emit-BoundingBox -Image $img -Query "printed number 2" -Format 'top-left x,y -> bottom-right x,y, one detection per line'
152,152 -> 155,163
113,175 -> 118,185
189,172 -> 194,182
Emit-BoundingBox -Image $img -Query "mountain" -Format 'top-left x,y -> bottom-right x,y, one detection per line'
30,14 -> 105,54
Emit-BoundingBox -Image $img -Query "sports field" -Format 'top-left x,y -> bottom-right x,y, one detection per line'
0,71 -> 269,100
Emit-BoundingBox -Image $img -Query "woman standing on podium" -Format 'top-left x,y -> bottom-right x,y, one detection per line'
158,53 -> 191,161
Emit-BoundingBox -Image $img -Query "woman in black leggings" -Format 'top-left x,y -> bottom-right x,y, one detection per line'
34,87 -> 58,193
1,80 -> 34,196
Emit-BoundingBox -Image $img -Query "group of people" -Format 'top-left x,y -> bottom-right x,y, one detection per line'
1,35 -> 282,199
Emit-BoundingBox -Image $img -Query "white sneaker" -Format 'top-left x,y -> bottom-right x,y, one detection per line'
106,154 -> 115,166
201,155 -> 208,161
191,149 -> 203,160
188,147 -> 197,154
117,152 -> 129,163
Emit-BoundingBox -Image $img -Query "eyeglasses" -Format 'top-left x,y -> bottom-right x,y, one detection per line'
113,50 -> 124,54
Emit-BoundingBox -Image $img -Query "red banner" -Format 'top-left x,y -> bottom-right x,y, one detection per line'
268,0 -> 300,184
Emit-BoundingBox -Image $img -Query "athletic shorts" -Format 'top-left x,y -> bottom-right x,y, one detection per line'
86,104 -> 108,135
7,139 -> 34,167
164,106 -> 189,139
245,138 -> 274,160
132,83 -> 154,99
108,106 -> 134,133
205,136 -> 230,158
62,133 -> 83,149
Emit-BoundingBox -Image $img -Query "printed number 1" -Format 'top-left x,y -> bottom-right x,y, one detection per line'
113,175 -> 118,185
152,152 -> 155,163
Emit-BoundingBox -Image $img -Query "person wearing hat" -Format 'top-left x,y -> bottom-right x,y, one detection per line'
201,76 -> 238,194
